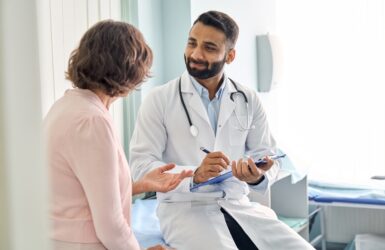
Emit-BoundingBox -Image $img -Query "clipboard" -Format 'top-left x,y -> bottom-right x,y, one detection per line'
190,154 -> 286,191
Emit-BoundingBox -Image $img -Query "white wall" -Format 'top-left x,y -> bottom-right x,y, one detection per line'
190,0 -> 276,88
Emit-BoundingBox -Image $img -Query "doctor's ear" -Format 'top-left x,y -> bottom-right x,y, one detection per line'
226,49 -> 236,64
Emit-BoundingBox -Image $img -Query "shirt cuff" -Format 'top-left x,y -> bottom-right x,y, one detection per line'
248,175 -> 269,192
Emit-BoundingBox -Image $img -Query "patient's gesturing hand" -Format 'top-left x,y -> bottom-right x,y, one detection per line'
138,163 -> 193,193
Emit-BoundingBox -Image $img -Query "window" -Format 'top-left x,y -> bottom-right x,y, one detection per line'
274,0 -> 385,184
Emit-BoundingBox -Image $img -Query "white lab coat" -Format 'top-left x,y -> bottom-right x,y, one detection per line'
130,71 -> 314,250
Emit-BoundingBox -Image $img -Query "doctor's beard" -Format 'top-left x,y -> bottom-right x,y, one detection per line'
184,55 -> 226,80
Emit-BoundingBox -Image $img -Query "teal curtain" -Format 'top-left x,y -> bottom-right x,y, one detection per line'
121,0 -> 141,160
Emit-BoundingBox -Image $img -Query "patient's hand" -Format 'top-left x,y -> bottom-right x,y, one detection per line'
136,163 -> 193,194
147,244 -> 175,250
231,157 -> 273,184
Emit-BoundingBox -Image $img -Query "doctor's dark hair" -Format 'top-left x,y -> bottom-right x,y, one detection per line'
66,20 -> 153,97
193,11 -> 239,49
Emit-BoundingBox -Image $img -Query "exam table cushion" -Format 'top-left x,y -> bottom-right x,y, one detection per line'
131,199 -> 165,248
308,184 -> 385,206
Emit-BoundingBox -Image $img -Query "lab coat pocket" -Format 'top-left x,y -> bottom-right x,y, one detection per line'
229,114 -> 250,146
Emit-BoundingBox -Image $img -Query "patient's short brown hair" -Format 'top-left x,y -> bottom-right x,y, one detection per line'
66,20 -> 153,97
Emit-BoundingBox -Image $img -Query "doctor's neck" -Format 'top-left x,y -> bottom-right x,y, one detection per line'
195,73 -> 225,100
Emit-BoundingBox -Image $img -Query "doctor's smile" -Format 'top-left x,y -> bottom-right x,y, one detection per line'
187,58 -> 208,69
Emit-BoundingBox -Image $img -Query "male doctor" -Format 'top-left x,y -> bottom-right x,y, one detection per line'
130,11 -> 314,250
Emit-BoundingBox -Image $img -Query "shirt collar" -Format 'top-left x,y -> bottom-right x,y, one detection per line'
189,74 -> 227,100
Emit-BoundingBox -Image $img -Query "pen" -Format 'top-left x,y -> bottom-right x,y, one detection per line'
200,147 -> 286,165
200,147 -> 211,154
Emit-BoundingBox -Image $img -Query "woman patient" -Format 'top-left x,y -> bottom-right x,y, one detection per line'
44,20 -> 192,250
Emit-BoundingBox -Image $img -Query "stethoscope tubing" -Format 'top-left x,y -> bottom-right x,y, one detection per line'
179,77 -> 249,137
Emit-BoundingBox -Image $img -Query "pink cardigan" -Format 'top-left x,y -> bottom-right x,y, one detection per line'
44,89 -> 140,250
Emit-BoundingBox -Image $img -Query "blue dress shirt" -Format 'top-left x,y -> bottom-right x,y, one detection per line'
190,75 -> 227,135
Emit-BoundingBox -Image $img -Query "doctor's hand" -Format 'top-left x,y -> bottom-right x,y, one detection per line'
231,157 -> 274,185
193,151 -> 230,184
135,163 -> 193,194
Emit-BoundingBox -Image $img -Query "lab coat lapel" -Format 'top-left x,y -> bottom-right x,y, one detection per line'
217,80 -> 236,131
180,72 -> 212,129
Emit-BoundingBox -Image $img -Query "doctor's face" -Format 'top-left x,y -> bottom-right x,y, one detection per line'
184,22 -> 233,80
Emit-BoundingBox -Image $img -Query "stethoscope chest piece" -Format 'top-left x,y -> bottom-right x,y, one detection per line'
190,125 -> 199,137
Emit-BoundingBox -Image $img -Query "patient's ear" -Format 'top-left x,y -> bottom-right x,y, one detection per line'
226,49 -> 236,64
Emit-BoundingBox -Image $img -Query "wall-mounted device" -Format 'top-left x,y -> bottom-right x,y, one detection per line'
256,34 -> 282,92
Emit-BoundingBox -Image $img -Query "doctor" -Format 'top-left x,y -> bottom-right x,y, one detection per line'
130,11 -> 314,250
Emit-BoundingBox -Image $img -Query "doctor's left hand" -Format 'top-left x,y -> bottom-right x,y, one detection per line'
140,163 -> 194,193
231,157 -> 274,185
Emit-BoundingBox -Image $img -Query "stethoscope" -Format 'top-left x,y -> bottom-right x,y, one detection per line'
178,77 -> 253,137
